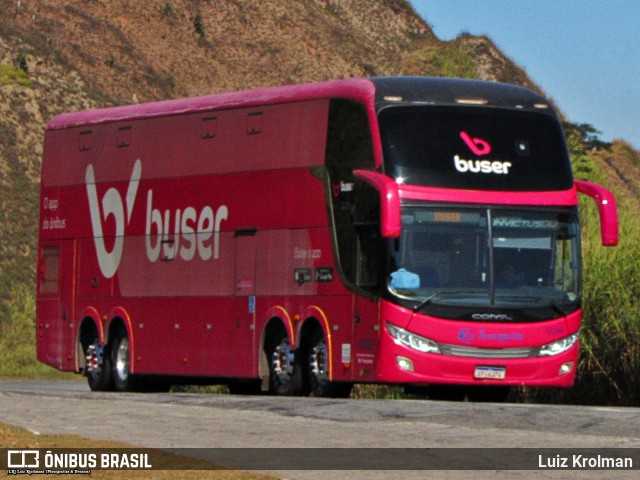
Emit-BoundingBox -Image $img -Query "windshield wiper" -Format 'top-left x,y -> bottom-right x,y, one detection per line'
535,297 -> 569,317
496,294 -> 569,317
413,290 -> 486,314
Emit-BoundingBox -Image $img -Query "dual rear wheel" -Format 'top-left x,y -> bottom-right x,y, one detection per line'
84,326 -> 168,392
266,329 -> 352,398
85,339 -> 112,391
85,323 -> 351,397
111,328 -> 134,391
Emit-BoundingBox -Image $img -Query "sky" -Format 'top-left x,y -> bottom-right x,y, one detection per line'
409,0 -> 640,149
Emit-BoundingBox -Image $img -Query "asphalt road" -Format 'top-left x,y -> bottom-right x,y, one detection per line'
1,380 -> 639,479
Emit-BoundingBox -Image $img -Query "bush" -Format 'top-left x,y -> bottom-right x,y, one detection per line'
14,53 -> 28,73
526,123 -> 640,405
194,12 -> 205,39
0,63 -> 30,87
573,198 -> 640,405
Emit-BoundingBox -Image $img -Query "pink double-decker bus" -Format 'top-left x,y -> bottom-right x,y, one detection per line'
37,77 -> 617,399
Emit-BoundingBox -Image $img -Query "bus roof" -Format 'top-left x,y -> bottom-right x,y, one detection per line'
46,78 -> 376,131
46,77 -> 554,131
371,77 -> 554,115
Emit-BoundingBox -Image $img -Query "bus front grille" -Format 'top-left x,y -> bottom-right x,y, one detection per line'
439,344 -> 539,359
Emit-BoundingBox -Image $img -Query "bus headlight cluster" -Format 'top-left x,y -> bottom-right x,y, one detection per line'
386,322 -> 441,354
538,331 -> 580,356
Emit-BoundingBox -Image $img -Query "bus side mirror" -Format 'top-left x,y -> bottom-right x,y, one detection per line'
575,179 -> 619,246
353,170 -> 401,238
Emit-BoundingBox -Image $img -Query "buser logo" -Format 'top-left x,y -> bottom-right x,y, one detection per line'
86,160 -> 141,278
460,131 -> 491,156
86,160 -> 229,278
455,131 -> 512,175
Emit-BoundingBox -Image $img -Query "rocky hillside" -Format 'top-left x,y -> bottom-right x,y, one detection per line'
1,0 -> 544,101
599,141 -> 640,202
0,0 -> 637,303
0,0 -> 539,299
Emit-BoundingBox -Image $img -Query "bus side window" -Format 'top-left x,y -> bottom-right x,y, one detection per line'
325,98 -> 377,291
356,226 -> 383,289
39,246 -> 60,295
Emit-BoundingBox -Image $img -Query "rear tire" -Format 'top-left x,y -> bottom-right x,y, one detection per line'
308,331 -> 352,398
85,337 -> 113,392
267,331 -> 303,396
111,328 -> 169,392
111,327 -> 142,392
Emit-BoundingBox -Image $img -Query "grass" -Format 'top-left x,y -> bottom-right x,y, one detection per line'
526,130 -> 640,406
0,422 -> 274,479
426,42 -> 476,79
582,146 -> 640,404
570,181 -> 640,405
0,63 -> 30,86
0,284 -> 73,379
404,41 -> 477,79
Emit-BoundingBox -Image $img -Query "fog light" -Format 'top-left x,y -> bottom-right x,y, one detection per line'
397,356 -> 414,372
559,362 -> 574,376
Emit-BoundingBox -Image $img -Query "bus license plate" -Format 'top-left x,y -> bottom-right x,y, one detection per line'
474,366 -> 506,380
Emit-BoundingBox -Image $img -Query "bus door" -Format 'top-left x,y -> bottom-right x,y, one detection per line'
233,230 -> 258,377
352,226 -> 382,382
37,241 -> 75,371
353,295 -> 378,382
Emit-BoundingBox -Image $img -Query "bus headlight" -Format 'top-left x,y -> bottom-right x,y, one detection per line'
538,331 -> 580,356
386,322 -> 441,354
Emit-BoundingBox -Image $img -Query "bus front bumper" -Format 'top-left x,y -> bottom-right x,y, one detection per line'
376,325 -> 579,388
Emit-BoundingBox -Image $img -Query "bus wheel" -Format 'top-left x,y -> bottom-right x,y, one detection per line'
308,332 -> 352,398
268,333 -> 303,396
111,327 -> 138,392
110,329 -> 170,393
85,338 -> 113,391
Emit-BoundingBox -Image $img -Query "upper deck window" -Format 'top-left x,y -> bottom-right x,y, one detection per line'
379,106 -> 573,191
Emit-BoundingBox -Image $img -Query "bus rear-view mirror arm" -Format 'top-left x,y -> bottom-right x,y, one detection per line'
575,179 -> 619,246
353,170 -> 401,238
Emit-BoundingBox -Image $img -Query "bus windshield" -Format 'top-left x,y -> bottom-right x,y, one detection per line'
387,205 -> 581,317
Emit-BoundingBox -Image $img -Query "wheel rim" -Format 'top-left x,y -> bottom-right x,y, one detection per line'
309,339 -> 329,385
86,341 -> 103,376
115,337 -> 130,382
271,338 -> 295,384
